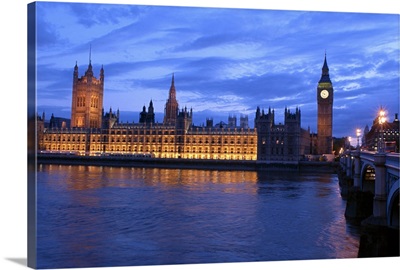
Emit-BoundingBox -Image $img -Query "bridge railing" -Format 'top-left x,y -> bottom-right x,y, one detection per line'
340,149 -> 399,228
385,153 -> 400,171
359,150 -> 375,163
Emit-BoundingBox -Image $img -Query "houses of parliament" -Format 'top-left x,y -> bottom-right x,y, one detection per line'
37,55 -> 335,163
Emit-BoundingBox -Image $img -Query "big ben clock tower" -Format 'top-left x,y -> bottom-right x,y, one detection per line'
317,54 -> 333,155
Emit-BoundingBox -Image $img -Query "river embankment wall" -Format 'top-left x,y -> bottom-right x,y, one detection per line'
37,154 -> 338,173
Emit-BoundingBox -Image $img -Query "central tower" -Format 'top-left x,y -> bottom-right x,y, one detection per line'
71,51 -> 104,129
163,74 -> 179,126
317,54 -> 334,154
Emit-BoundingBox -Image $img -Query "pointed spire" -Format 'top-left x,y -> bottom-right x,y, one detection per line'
85,44 -> 93,77
99,64 -> 104,84
319,52 -> 331,83
168,73 -> 177,101
148,99 -> 154,114
163,72 -> 179,125
89,44 -> 92,64
322,51 -> 329,75
73,61 -> 79,78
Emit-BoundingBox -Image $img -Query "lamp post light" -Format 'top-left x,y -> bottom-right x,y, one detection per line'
348,136 -> 352,150
378,108 -> 386,153
356,128 -> 361,149
346,136 -> 352,177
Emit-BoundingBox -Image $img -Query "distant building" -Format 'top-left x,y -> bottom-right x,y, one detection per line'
48,113 -> 70,129
363,113 -> 399,152
240,115 -> 249,129
255,107 -> 310,163
206,118 -> 213,128
102,107 -> 119,129
214,121 -> 228,129
228,115 -> 237,128
38,54 -> 334,163
309,132 -> 318,155
316,54 -> 334,155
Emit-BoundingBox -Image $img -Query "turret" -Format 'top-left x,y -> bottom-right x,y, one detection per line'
163,73 -> 179,125
285,107 -> 301,127
148,100 -> 154,114
256,106 -> 260,119
100,65 -> 104,83
147,100 -> 155,124
319,53 -> 332,84
139,100 -> 155,124
85,54 -> 93,78
206,118 -> 213,127
73,61 -> 79,80
176,106 -> 192,131
139,105 -> 147,124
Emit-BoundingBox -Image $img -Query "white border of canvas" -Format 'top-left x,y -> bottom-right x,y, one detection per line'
1,0 -> 399,270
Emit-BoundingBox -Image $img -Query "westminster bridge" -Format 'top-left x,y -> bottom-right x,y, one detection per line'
340,149 -> 399,229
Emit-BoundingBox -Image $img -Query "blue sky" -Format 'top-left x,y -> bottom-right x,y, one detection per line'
0,2 -> 399,270
34,1 -> 399,138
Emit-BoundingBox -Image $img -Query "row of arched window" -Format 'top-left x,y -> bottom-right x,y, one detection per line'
76,96 -> 99,108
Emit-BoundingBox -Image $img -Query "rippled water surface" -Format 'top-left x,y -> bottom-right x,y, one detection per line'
36,164 -> 360,269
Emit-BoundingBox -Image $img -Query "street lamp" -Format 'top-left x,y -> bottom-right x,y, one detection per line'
356,128 -> 361,149
348,136 -> 352,150
378,108 -> 386,153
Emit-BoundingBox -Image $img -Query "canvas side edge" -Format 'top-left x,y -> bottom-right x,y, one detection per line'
27,2 -> 37,269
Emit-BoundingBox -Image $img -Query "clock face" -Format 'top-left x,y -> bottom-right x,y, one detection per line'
320,89 -> 329,99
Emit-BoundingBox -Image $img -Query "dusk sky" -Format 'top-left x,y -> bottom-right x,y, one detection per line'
0,2 -> 400,270
34,1 -> 399,139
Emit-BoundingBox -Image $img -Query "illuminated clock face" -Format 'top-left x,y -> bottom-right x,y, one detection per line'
320,89 -> 329,99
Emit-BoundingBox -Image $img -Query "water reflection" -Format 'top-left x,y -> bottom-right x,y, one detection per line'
37,164 -> 360,268
40,164 -> 258,190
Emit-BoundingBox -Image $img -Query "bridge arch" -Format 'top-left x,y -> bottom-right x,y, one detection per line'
387,180 -> 399,229
343,150 -> 399,228
361,163 -> 375,193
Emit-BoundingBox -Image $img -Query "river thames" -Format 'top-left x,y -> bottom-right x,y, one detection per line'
36,164 -> 360,269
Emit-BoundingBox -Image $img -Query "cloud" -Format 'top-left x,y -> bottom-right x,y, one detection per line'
264,93 -> 303,103
69,3 -> 142,27
333,105 -> 348,110
34,2 -> 399,137
341,82 -> 361,92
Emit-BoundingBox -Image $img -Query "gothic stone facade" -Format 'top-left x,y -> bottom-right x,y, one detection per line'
39,107 -> 258,161
38,59 -> 315,163
71,61 -> 104,129
255,107 -> 310,163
